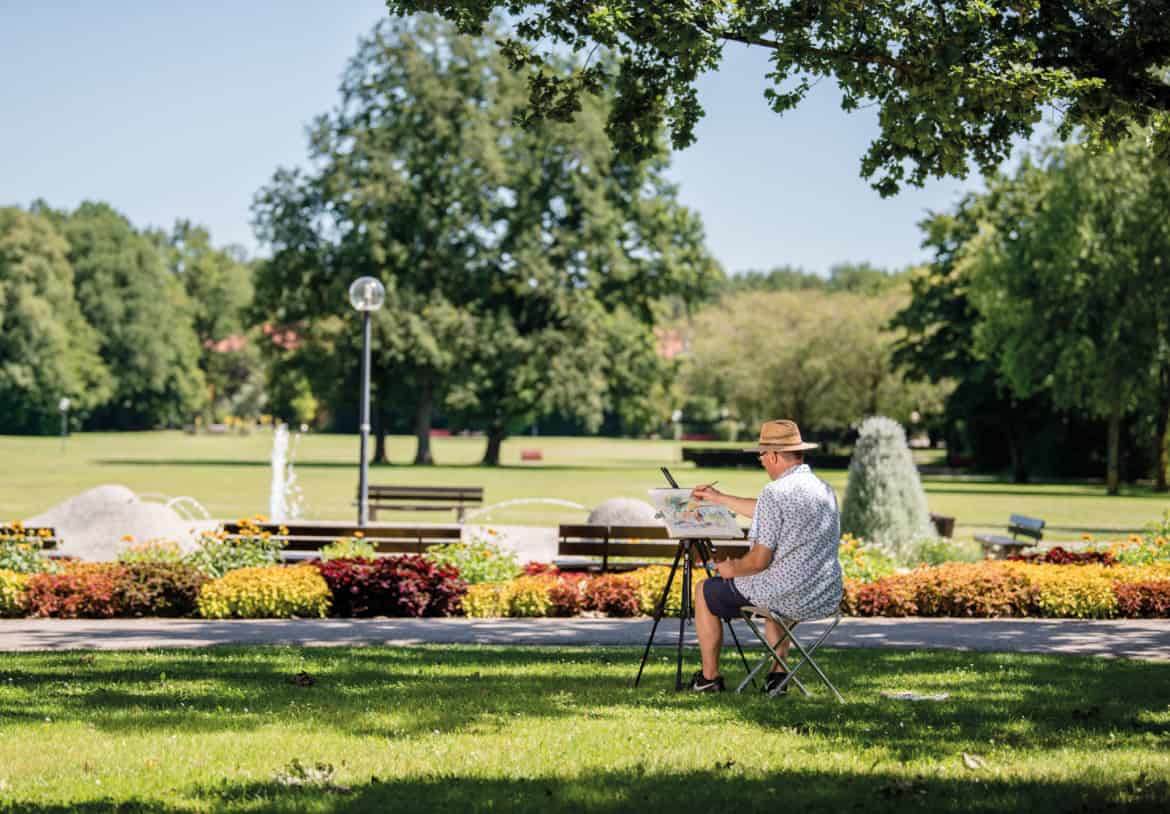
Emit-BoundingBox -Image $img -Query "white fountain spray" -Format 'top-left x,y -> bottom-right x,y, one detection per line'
269,423 -> 289,522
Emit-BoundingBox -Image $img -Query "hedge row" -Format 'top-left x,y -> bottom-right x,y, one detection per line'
844,561 -> 1170,619
4,559 -> 1169,620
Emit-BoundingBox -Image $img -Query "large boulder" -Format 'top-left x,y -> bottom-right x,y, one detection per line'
25,485 -> 203,561
586,497 -> 662,527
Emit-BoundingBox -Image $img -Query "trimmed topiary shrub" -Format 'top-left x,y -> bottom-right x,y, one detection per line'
197,565 -> 330,619
841,416 -> 934,561
313,556 -> 466,617
0,569 -> 30,617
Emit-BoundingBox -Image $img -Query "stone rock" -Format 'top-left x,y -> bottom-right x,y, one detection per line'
586,498 -> 662,526
25,485 -> 204,562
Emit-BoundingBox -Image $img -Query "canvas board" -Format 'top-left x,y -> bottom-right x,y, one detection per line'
648,489 -> 744,539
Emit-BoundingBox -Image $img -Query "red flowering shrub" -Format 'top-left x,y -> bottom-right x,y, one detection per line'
116,563 -> 206,617
547,573 -> 587,616
842,578 -> 918,616
905,563 -> 1035,617
582,574 -> 639,617
313,556 -> 466,617
26,563 -> 125,618
1114,581 -> 1170,617
1008,547 -> 1116,566
523,562 -> 558,576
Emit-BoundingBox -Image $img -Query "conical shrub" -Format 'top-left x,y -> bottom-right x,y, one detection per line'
841,416 -> 934,561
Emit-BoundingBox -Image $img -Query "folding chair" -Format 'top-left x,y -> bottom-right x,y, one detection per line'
735,605 -> 844,702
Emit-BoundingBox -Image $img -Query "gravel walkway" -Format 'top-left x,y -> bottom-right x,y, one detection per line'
1,617 -> 1168,661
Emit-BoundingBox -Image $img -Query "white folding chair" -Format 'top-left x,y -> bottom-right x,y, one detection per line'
735,605 -> 844,702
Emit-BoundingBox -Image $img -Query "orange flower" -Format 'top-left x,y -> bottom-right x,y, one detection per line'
353,531 -> 364,538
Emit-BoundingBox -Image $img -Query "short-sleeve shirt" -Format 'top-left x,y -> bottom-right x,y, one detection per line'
733,464 -> 843,620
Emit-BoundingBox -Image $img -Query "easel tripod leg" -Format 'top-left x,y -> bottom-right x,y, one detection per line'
633,544 -> 683,688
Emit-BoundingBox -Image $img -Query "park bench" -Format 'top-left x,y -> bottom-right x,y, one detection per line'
974,514 -> 1044,559
220,521 -> 461,558
555,524 -> 751,573
0,525 -> 59,551
364,485 -> 484,523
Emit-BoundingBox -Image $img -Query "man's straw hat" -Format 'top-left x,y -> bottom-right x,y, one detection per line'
742,419 -> 819,453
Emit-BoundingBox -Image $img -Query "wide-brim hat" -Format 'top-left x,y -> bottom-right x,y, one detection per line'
742,419 -> 819,453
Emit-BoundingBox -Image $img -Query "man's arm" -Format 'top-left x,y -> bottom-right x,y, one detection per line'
691,484 -> 757,518
715,544 -> 773,579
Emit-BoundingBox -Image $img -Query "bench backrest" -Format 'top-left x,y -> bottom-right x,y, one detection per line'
557,524 -> 750,568
364,486 -> 483,503
220,522 -> 462,553
1008,514 -> 1045,540
0,525 -> 58,550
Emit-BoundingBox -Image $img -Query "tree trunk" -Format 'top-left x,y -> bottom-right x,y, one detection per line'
1107,391 -> 1122,496
1006,409 -> 1029,484
1156,367 -> 1170,492
413,374 -> 434,466
482,423 -> 507,466
373,391 -> 389,464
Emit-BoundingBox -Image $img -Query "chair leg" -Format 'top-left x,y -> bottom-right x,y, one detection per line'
735,613 -> 808,696
736,609 -> 843,702
776,617 -> 844,703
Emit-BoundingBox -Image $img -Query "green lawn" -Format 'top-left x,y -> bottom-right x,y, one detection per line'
0,645 -> 1167,812
1,431 -> 1167,540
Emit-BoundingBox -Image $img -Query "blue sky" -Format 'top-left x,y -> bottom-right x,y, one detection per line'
2,1 -> 1000,276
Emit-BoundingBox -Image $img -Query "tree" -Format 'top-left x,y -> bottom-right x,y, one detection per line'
965,139 -> 1170,494
682,288 -> 950,436
390,1 -> 1170,195
253,15 -> 721,465
52,202 -> 205,429
0,208 -> 110,434
158,221 -> 259,421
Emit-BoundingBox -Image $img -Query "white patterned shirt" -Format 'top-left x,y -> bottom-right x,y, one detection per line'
733,464 -> 843,620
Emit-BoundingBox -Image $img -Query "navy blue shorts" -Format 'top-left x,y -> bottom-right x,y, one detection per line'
702,577 -> 751,620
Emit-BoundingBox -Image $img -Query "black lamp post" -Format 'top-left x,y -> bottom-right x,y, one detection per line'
349,276 -> 386,527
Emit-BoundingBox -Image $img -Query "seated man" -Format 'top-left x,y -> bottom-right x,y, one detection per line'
689,419 -> 843,693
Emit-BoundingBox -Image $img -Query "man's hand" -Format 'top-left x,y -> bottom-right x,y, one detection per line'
691,483 -> 723,503
715,559 -> 735,579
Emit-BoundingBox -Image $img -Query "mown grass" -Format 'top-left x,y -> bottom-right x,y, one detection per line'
0,645 -> 1167,812
2,431 -> 1167,539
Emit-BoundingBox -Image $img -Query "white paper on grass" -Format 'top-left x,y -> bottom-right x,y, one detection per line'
648,489 -> 744,539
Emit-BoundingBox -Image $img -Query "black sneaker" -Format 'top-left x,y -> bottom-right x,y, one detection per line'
764,671 -> 789,695
689,670 -> 725,693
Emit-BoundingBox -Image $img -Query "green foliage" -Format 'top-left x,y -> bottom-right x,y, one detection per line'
0,526 -> 52,574
318,537 -> 377,562
53,201 -> 205,429
117,540 -> 184,564
838,534 -> 898,584
0,570 -> 30,617
389,2 -> 1170,196
196,565 -> 331,619
841,416 -> 935,561
683,289 -> 950,433
424,534 -> 520,585
184,533 -> 282,579
0,208 -> 111,433
965,138 -> 1170,493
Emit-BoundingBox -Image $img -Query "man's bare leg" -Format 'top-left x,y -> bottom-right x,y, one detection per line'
694,579 -> 724,679
765,618 -> 793,673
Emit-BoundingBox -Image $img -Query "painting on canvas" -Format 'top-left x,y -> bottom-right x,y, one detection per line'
647,489 -> 744,539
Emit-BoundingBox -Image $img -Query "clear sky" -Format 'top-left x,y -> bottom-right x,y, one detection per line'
1,1 -> 988,276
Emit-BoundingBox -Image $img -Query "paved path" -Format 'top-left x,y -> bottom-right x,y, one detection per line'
1,617 -> 1168,661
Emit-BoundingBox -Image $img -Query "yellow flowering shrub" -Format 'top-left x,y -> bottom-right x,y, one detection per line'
0,569 -> 30,617
507,576 -> 553,617
629,565 -> 701,617
462,582 -> 512,618
1010,563 -> 1118,618
197,565 -> 330,619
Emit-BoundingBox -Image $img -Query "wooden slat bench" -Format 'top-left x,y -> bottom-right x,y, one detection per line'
0,525 -> 59,551
556,524 -> 751,573
975,514 -> 1045,559
365,486 -> 484,522
220,521 -> 462,557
